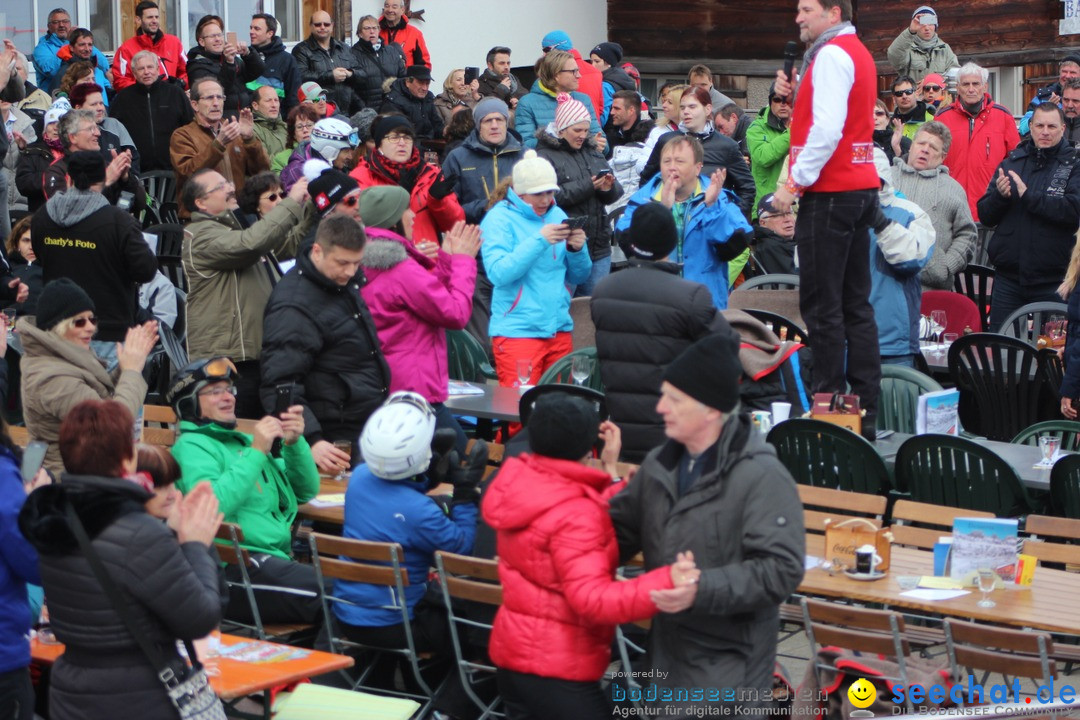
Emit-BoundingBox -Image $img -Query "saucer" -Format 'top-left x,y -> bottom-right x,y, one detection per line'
844,569 -> 887,581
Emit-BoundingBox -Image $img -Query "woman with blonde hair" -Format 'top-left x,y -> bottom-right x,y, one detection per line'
515,50 -> 601,150
658,82 -> 688,132
1059,231 -> 1080,419
433,68 -> 478,129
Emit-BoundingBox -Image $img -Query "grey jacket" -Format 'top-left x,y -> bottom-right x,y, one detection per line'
891,157 -> 977,290
887,30 -> 959,84
609,413 -> 805,706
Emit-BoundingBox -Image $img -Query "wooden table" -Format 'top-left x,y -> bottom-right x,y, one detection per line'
31,632 -> 353,717
801,535 -> 1080,636
873,431 -> 1055,493
298,478 -> 454,525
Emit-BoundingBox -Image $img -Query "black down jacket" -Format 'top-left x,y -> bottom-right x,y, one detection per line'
380,77 -> 444,140
534,130 -> 623,260
291,36 -> 366,116
259,246 -> 390,447
590,261 -> 723,462
186,45 -> 265,117
18,474 -> 221,720
351,39 -> 406,109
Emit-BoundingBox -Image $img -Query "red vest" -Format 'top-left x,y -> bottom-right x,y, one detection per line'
789,33 -> 878,193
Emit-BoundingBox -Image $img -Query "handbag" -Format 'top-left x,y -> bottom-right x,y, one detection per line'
810,392 -> 863,434
65,505 -> 227,720
823,517 -> 892,572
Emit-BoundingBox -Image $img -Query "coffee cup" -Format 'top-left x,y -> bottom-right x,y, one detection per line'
771,402 -> 792,423
855,544 -> 882,575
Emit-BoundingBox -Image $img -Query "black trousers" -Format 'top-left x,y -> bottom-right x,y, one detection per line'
795,188 -> 882,413
224,554 -> 324,625
0,667 -> 34,720
497,668 -> 612,720
988,273 -> 1062,332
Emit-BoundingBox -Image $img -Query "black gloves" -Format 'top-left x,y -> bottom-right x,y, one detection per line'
871,204 -> 893,235
429,172 -> 457,200
450,439 -> 489,504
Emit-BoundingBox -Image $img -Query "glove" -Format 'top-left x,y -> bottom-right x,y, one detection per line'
713,229 -> 749,262
871,204 -> 892,234
429,172 -> 458,200
426,429 -> 459,491
451,439 -> 489,504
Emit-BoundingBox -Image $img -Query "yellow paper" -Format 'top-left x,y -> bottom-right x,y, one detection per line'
917,576 -> 965,590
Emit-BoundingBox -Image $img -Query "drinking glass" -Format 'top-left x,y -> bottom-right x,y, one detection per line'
571,355 -> 591,386
1039,435 -> 1062,465
332,440 -> 352,481
976,568 -> 997,608
944,332 -> 958,349
516,359 -> 533,390
930,310 -> 947,354
2,308 -> 15,340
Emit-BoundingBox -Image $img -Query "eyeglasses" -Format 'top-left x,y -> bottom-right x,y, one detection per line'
200,181 -> 232,197
72,315 -> 97,328
312,22 -> 332,27
295,122 -> 315,130
559,68 -> 581,76
201,33 -> 224,41
922,85 -> 943,92
383,133 -> 414,144
874,110 -> 888,117
76,124 -> 100,134
198,385 -> 237,398
760,211 -> 795,220
199,94 -> 226,102
261,192 -> 281,203
893,88 -> 916,96
340,195 -> 360,207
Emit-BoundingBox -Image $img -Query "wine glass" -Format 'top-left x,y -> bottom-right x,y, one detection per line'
516,358 -> 533,391
571,355 -> 591,386
976,568 -> 997,608
930,310 -> 947,354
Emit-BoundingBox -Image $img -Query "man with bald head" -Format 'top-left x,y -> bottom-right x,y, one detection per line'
291,11 -> 365,115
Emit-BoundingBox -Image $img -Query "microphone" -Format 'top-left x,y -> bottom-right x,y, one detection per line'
782,41 -> 799,101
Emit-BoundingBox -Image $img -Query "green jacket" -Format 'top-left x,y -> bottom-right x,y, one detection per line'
171,420 -> 320,559
252,112 -> 288,161
746,107 -> 790,220
183,198 -> 312,361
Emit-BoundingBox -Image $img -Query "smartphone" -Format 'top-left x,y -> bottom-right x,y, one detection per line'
918,14 -> 936,25
274,383 -> 295,416
595,168 -> 613,178
21,441 -> 47,484
563,216 -> 588,230
464,66 -> 479,85
226,31 -> 238,46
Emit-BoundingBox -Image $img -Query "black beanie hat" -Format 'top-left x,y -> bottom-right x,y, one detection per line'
623,201 -> 677,260
528,393 -> 598,461
371,114 -> 416,147
662,332 -> 743,412
307,165 -> 360,216
37,278 -> 95,332
67,150 -> 106,190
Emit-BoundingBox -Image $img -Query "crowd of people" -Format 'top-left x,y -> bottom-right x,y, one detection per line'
2,0 -> 1080,717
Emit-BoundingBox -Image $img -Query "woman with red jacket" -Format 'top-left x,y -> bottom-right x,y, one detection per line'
349,115 -> 464,248
482,393 -> 698,719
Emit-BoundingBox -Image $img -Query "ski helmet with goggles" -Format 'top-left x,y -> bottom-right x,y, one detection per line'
360,391 -> 436,480
310,117 -> 359,165
167,356 -> 239,424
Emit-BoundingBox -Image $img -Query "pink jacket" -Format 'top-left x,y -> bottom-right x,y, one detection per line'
360,228 -> 476,403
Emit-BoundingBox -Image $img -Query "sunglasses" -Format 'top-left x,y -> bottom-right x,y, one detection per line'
340,195 -> 360,208
72,315 -> 98,328
312,22 -> 332,27
874,110 -> 888,117
922,85 -> 943,92
261,192 -> 281,202
893,88 -> 915,96
770,97 -> 791,105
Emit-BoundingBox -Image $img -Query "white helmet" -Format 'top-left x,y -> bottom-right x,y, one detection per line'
360,392 -> 436,480
310,117 -> 358,164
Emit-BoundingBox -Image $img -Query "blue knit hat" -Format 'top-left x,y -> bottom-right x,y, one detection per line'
541,30 -> 572,52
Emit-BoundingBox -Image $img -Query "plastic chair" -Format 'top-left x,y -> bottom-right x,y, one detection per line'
537,347 -> 603,391
919,290 -> 982,336
1011,420 -> 1080,452
765,418 -> 892,495
742,308 -> 809,345
878,365 -> 943,435
998,301 -> 1069,346
738,273 -> 800,290
1049,454 -> 1080,519
947,332 -> 1046,441
434,552 -> 504,720
518,384 -> 607,428
308,533 -> 441,714
139,170 -> 177,228
894,434 -> 1033,516
144,223 -> 188,292
447,330 -> 496,383
953,263 -> 994,332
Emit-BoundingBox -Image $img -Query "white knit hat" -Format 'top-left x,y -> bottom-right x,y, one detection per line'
512,150 -> 559,195
553,93 -> 591,133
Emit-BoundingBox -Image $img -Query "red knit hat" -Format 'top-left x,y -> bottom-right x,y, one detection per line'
553,93 -> 591,133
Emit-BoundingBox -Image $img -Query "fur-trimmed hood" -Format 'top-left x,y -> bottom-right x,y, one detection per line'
360,227 -> 435,274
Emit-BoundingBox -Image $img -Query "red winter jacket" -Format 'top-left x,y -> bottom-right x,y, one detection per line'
112,31 -> 188,91
935,93 -> 1020,222
349,156 -> 464,246
379,15 -> 430,68
482,454 -> 673,681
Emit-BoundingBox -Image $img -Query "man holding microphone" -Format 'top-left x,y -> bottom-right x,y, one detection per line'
769,0 -> 885,441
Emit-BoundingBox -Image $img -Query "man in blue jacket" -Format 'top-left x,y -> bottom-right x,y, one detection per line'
617,135 -> 750,309
32,9 -> 108,94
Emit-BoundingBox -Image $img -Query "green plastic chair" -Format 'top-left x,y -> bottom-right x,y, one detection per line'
879,365 -> 944,434
1011,420 -> 1080,452
446,330 -> 496,383
1050,454 -> 1080,519
765,418 -> 892,495
537,347 -> 604,391
894,434 -> 1033,517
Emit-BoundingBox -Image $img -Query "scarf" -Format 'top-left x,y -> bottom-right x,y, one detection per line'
680,120 -> 716,141
801,21 -> 854,76
912,34 -> 941,53
370,146 -> 423,192
45,136 -> 64,153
